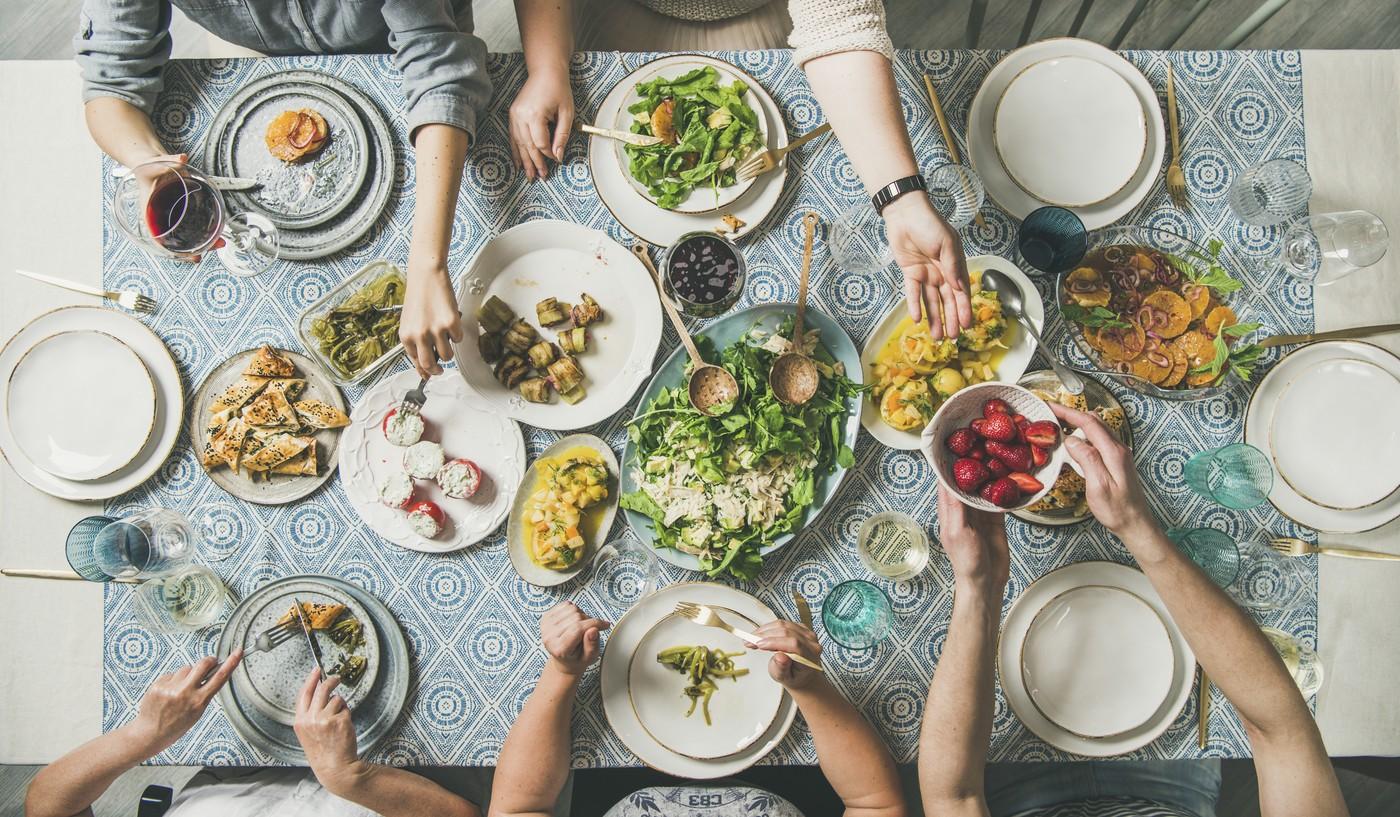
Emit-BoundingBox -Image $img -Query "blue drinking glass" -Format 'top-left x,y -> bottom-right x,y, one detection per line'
65,515 -> 116,581
821,580 -> 894,650
1018,206 -> 1087,275
1167,527 -> 1242,587
1184,443 -> 1274,510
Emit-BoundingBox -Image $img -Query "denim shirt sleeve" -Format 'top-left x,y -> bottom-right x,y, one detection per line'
381,0 -> 492,144
73,0 -> 172,114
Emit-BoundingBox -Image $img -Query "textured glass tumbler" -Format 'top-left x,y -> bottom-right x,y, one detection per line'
93,508 -> 197,579
830,201 -> 893,276
1184,443 -> 1273,510
1262,627 -> 1325,698
927,163 -> 985,229
1227,158 -> 1312,226
66,515 -> 118,581
133,564 -> 231,634
1279,210 -> 1389,283
1167,527 -> 1242,587
1017,206 -> 1087,275
1232,538 -> 1313,613
590,537 -> 662,618
821,580 -> 894,649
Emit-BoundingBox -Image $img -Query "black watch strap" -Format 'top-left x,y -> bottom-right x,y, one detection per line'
871,174 -> 927,215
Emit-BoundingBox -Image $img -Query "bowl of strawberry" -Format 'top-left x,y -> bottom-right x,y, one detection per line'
921,382 -> 1068,511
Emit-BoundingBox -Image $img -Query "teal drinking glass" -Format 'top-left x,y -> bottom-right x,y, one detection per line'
821,580 -> 894,649
1168,528 -> 1310,612
1183,443 -> 1273,509
1167,527 -> 1242,587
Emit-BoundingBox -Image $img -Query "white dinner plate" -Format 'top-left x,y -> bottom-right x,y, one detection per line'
0,306 -> 182,500
451,219 -> 663,431
1246,341 -> 1400,532
7,330 -> 156,481
999,561 -> 1194,757
612,59 -> 768,214
994,56 -> 1146,207
628,611 -> 783,759
859,256 -> 1041,451
1021,584 -> 1175,738
340,370 -> 525,553
1269,358 -> 1400,510
602,582 -> 796,778
507,433 -> 621,587
589,55 -> 789,245
968,38 -> 1165,229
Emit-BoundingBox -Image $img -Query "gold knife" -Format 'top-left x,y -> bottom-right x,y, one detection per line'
1259,322 -> 1400,348
792,590 -> 814,630
1197,666 -> 1210,749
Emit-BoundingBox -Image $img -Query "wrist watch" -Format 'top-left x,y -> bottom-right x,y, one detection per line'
871,174 -> 927,215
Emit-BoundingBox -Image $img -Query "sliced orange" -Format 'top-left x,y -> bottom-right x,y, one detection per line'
1161,342 -> 1188,388
1065,267 -> 1111,308
1094,322 -> 1146,362
1183,283 -> 1212,320
651,99 -> 677,144
1142,290 -> 1192,338
1131,353 -> 1174,385
1173,330 -> 1214,369
1203,305 -> 1237,337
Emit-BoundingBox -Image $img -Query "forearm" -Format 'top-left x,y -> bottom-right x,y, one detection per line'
918,582 -> 999,815
515,0 -> 572,78
790,680 -> 904,817
26,722 -> 160,817
84,97 -> 168,168
802,50 -> 917,193
489,664 -> 579,817
407,123 -> 469,275
320,763 -> 477,817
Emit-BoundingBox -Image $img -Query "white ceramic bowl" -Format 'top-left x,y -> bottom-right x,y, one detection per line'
921,382 -> 1068,512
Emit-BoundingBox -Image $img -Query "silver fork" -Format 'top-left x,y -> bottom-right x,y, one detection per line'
240,619 -> 302,657
14,268 -> 156,314
736,123 -> 832,182
1269,537 -> 1400,561
675,602 -> 823,672
398,376 -> 429,417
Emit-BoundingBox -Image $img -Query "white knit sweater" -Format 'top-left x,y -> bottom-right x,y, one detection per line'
632,0 -> 896,65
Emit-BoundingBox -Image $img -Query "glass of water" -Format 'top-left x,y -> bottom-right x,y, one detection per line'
857,511 -> 930,581
830,200 -> 893,276
1278,210 -> 1389,283
92,508 -> 198,579
821,579 -> 894,649
133,564 -> 232,634
1184,443 -> 1274,510
589,537 -> 662,618
1227,158 -> 1312,226
927,163 -> 985,229
1261,626 -> 1325,698
1167,527 -> 1242,587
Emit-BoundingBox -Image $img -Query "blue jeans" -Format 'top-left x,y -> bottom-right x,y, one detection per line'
985,759 -> 1222,817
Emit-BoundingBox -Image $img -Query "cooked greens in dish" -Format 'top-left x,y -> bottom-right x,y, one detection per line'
476,293 -> 604,405
621,321 -> 859,579
308,268 -> 405,380
328,652 -> 367,686
624,66 -> 762,210
656,644 -> 748,726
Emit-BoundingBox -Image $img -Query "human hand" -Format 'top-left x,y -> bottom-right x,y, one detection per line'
752,620 -> 824,691
540,602 -> 611,677
130,650 -> 243,754
294,668 -> 366,797
509,70 -> 575,180
1049,402 -> 1155,539
399,262 -> 463,378
884,193 -> 972,339
937,483 -> 1009,596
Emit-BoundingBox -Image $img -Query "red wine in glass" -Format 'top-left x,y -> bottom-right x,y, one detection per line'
144,173 -> 222,254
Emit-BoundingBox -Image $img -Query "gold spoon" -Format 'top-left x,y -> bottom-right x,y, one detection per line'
769,212 -> 821,405
631,243 -> 740,416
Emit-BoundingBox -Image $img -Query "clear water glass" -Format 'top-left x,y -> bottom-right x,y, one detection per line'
1167,527 -> 1242,587
93,508 -> 197,579
133,564 -> 231,634
589,537 -> 662,618
857,511 -> 930,581
830,200 -> 893,276
1227,158 -> 1312,226
821,580 -> 894,649
1261,626 -> 1325,698
1183,443 -> 1274,510
1278,210 -> 1389,283
927,163 -> 985,229
1232,538 -> 1313,613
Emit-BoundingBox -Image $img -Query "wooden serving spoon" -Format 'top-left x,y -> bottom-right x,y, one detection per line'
631,243 -> 740,416
770,212 -> 821,405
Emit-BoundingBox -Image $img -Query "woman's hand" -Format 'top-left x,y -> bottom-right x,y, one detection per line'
753,620 -> 824,691
399,263 -> 463,378
1049,402 -> 1155,539
509,69 -> 574,180
884,193 -> 972,340
937,483 -> 1009,597
540,601 -> 610,677
130,651 -> 243,754
294,668 -> 368,798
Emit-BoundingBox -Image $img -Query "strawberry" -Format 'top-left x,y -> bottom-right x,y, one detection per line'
986,457 -> 1010,478
979,477 -> 1022,507
969,448 -> 985,461
1013,413 -> 1027,425
945,428 -> 979,457
1031,444 -> 1050,468
979,413 -> 1019,442
983,398 -> 1012,418
1006,472 -> 1045,494
1022,421 -> 1061,449
970,418 -> 988,437
985,441 -> 1033,472
952,458 -> 992,492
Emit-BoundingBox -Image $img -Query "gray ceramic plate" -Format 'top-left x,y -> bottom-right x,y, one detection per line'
507,433 -> 620,587
190,347 -> 346,505
216,574 -> 409,764
231,579 -> 380,725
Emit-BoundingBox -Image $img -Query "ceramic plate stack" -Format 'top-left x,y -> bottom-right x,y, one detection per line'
0,307 -> 181,500
203,70 -> 396,261
1245,340 -> 1400,532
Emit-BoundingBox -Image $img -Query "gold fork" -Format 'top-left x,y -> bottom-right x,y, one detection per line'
674,602 -> 824,672
736,124 -> 833,182
14,268 -> 157,314
1269,537 -> 1400,561
1165,64 -> 1188,208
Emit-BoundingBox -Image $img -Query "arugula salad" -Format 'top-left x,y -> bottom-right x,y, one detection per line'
620,322 -> 859,579
623,66 -> 763,210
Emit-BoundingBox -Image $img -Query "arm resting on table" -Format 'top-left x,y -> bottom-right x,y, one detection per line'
320,761 -> 480,817
790,678 -> 907,817
489,664 -> 579,817
25,721 -> 163,817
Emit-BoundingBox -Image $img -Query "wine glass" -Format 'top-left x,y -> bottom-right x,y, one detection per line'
111,159 -> 280,277
1278,210 -> 1389,284
1261,627 -> 1325,697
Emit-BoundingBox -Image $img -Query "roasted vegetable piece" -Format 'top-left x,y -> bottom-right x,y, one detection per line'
559,385 -> 586,405
520,377 -> 552,403
478,295 -> 515,334
558,326 -> 589,355
478,332 -> 504,364
328,616 -> 365,651
528,340 -> 559,369
328,653 -> 367,685
571,293 -> 603,327
655,645 -> 747,725
503,319 -> 540,353
547,355 -> 584,393
536,297 -> 569,327
494,354 -> 531,388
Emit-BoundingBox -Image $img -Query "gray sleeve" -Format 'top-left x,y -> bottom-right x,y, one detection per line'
382,0 -> 492,144
73,0 -> 172,114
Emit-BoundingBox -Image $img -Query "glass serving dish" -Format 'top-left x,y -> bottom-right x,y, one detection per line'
1056,225 -> 1257,401
297,259 -> 406,385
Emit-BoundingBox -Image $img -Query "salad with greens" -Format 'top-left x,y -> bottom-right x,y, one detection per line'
621,321 -> 859,580
623,66 -> 763,210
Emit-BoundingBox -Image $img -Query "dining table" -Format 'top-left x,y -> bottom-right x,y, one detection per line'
1,47 -> 1398,767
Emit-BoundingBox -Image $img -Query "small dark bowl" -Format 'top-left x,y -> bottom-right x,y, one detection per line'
661,231 -> 747,318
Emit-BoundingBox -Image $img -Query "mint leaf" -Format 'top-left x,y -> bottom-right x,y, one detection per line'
1062,303 -> 1130,329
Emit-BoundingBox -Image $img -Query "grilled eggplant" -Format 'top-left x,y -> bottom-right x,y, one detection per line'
478,295 -> 515,334
547,355 -> 584,393
494,353 -> 531,388
520,377 -> 552,403
527,340 -> 558,369
558,326 -> 588,355
571,293 -> 603,327
503,319 -> 540,354
536,297 -> 569,327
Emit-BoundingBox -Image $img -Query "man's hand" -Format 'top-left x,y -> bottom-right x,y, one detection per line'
509,70 -> 574,180
884,193 -> 972,340
1049,402 -> 1155,539
399,262 -> 463,378
130,650 -> 243,754
937,483 -> 1009,596
541,602 -> 610,677
753,620 -> 824,691
294,668 -> 367,797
